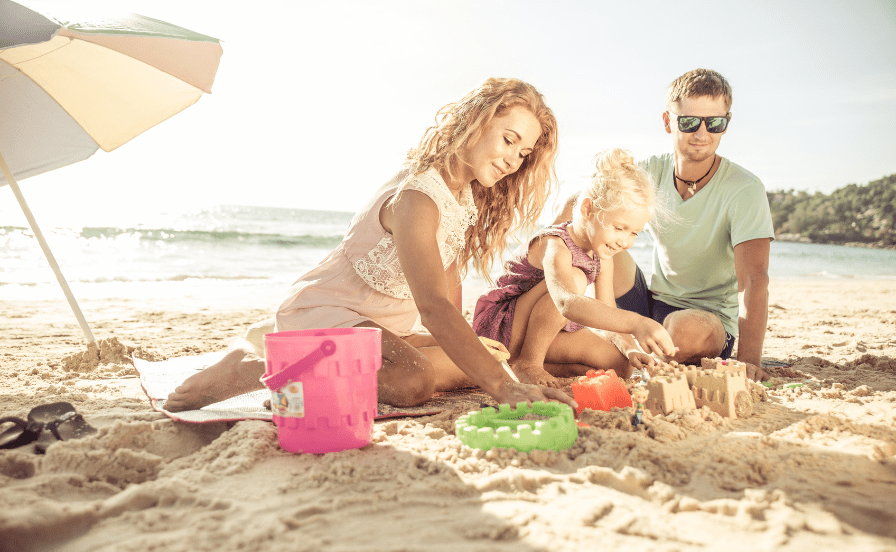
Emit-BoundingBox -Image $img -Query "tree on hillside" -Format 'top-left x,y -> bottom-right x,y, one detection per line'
767,173 -> 896,246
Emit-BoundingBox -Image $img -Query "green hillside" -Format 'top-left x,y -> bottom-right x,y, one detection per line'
767,173 -> 896,248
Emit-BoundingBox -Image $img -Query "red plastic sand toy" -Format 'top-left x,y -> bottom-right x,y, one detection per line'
571,369 -> 632,415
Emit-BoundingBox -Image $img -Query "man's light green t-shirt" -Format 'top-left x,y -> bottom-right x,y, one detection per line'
640,154 -> 775,336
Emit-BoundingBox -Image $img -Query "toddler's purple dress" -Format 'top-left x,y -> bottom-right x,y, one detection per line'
472,222 -> 600,348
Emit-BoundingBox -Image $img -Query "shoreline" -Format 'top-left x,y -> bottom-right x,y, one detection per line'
774,235 -> 896,250
1,279 -> 895,550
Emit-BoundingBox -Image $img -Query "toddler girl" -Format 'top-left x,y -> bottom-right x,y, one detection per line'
473,148 -> 676,387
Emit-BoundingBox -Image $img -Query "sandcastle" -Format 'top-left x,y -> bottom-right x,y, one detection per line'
644,372 -> 696,415
643,358 -> 753,419
692,371 -> 752,418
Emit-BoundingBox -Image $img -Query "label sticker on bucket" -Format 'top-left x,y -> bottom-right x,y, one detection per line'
271,383 -> 305,418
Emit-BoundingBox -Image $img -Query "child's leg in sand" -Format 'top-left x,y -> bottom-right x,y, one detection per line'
507,281 -> 568,388
543,328 -> 632,378
165,348 -> 267,412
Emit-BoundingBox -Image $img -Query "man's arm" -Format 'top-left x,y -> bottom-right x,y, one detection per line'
734,238 -> 771,367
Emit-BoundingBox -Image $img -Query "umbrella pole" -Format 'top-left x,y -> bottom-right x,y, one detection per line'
0,150 -> 97,345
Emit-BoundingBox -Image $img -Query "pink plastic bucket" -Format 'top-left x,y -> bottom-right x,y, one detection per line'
262,327 -> 382,454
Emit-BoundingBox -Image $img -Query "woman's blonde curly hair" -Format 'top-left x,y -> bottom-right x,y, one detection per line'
401,77 -> 559,282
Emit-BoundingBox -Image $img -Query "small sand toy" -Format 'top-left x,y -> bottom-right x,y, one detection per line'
455,401 -> 577,452
630,386 -> 652,428
571,369 -> 632,415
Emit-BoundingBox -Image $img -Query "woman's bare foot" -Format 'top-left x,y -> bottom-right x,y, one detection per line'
165,349 -> 266,412
509,361 -> 561,388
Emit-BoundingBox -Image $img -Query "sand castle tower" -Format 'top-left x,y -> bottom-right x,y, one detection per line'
652,360 -> 701,386
692,370 -> 752,418
644,373 -> 696,415
641,358 -> 754,419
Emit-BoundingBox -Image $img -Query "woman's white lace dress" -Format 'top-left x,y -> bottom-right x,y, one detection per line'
275,167 -> 478,337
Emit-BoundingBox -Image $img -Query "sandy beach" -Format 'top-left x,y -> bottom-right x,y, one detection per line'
1,279 -> 895,552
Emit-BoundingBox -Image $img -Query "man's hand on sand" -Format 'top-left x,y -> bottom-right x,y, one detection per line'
744,362 -> 769,382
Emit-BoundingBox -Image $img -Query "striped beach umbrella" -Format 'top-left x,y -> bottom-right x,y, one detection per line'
0,0 -> 223,343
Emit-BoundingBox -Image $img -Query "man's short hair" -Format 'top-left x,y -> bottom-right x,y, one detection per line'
666,69 -> 733,111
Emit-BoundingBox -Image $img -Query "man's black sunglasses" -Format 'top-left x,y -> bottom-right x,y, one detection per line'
667,112 -> 731,133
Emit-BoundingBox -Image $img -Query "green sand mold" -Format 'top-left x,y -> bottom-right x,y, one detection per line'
455,401 -> 578,452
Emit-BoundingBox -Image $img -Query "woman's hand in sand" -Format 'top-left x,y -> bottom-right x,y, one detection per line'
631,317 -> 676,358
493,381 -> 577,410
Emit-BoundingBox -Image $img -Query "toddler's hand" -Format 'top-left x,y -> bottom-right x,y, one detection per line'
627,351 -> 656,370
632,318 -> 676,358
494,381 -> 577,410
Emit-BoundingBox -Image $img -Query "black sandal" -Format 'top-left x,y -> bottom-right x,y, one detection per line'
30,402 -> 97,454
0,402 -> 96,454
0,417 -> 43,449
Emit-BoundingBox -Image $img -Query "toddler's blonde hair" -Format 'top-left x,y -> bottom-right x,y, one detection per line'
579,148 -> 656,225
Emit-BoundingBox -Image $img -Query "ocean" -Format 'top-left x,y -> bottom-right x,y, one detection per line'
2,204 -> 896,306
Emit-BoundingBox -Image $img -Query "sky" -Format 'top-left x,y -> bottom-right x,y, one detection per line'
2,0 -> 895,225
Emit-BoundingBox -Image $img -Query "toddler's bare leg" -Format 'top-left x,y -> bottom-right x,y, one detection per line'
543,328 -> 631,378
507,281 -> 567,388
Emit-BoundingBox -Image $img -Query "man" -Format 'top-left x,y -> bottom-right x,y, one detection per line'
557,68 -> 774,381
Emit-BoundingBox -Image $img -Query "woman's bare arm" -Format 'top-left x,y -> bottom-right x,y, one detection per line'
383,189 -> 576,407
446,261 -> 463,312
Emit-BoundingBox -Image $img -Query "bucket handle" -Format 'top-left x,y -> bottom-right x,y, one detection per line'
260,340 -> 336,391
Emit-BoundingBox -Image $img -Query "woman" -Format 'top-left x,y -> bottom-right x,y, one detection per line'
166,78 -> 575,410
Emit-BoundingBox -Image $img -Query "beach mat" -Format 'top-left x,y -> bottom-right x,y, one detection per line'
135,352 -> 487,424
136,352 -> 273,424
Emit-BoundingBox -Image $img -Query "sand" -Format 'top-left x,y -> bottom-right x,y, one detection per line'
1,280 -> 895,552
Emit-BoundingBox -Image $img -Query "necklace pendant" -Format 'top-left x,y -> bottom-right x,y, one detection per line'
674,154 -> 716,200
